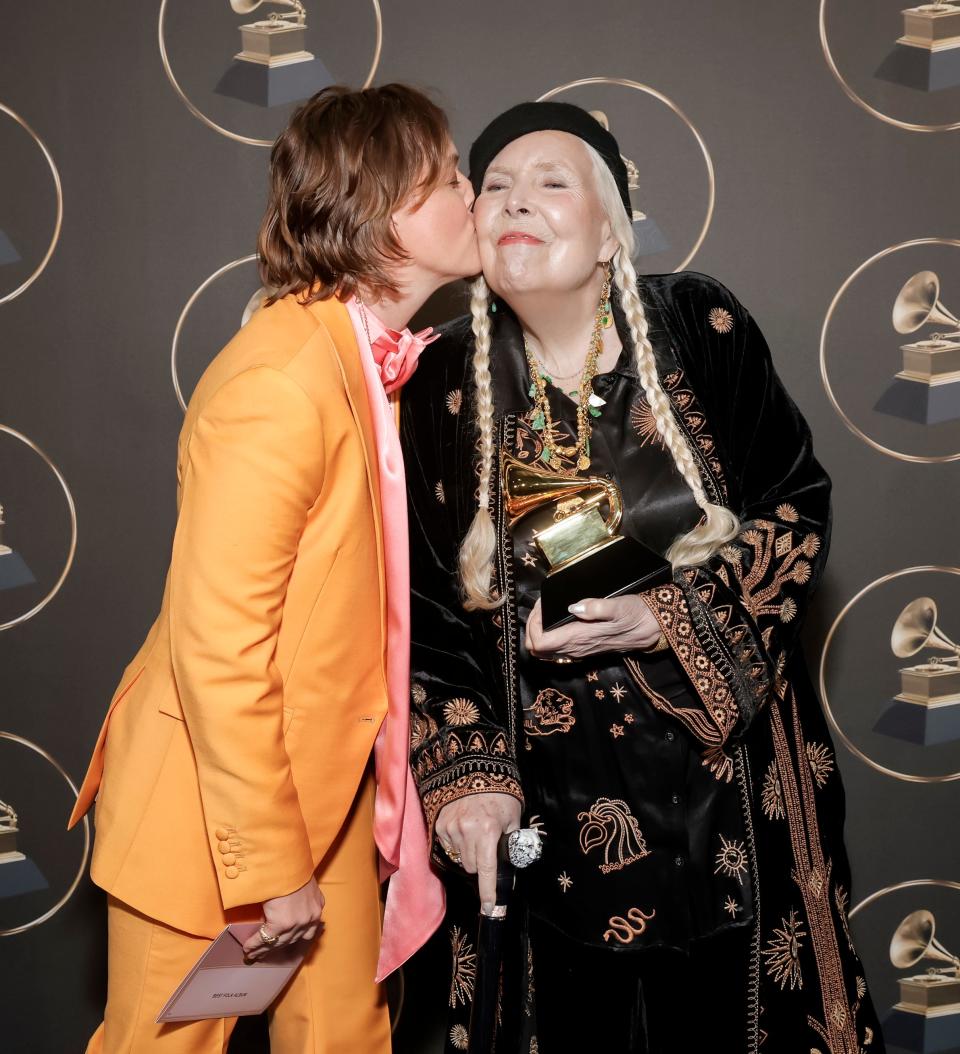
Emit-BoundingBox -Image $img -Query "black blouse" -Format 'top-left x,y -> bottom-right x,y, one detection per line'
502,311 -> 753,952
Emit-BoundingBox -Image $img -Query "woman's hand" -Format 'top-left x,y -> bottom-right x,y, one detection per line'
435,793 -> 523,912
525,594 -> 662,661
242,876 -> 326,960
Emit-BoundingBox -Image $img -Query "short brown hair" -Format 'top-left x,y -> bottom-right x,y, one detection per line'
258,84 -> 451,305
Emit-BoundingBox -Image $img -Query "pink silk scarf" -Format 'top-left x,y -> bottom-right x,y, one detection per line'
344,296 -> 445,982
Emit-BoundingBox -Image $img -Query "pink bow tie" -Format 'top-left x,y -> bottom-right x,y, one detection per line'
370,327 -> 439,394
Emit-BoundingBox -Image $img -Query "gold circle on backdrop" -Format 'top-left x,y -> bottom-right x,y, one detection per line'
158,0 -> 383,147
819,565 -> 960,783
171,254 -> 259,411
820,237 -> 960,464
537,78 -> 715,273
819,0 -> 960,133
850,878 -> 960,920
0,103 -> 63,306
0,425 -> 77,632
0,731 -> 90,937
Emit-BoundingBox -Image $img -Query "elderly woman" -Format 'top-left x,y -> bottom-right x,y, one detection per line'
402,103 -> 883,1053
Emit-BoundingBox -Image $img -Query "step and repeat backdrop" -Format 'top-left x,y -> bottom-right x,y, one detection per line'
0,1 -> 958,1051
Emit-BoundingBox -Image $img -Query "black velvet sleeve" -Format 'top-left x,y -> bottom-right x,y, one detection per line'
401,337 -> 524,833
626,276 -> 832,782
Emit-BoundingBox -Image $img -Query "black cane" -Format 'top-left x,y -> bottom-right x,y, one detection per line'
468,828 -> 542,1054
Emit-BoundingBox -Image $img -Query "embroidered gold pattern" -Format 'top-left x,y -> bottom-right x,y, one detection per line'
524,688 -> 576,737
595,688 -> 606,700
709,306 -> 734,333
715,834 -> 749,885
611,683 -> 627,701
806,742 -> 835,789
444,698 -> 481,727
725,894 -> 741,918
558,871 -> 573,892
449,1025 -> 469,1050
610,723 -> 625,738
762,908 -> 806,990
412,683 -> 427,706
421,772 -> 523,831
578,797 -> 650,874
445,389 -> 463,415
761,759 -> 786,821
603,906 -> 656,944
435,481 -> 446,504
449,926 -> 477,1008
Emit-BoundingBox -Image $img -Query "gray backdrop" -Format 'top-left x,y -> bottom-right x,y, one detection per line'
1,1 -> 958,1050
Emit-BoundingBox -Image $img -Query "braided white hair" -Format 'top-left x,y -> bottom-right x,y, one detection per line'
459,142 -> 740,610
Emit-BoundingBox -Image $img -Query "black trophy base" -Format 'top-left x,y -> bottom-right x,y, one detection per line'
883,1006 -> 960,1053
875,43 -> 960,92
0,228 -> 20,266
0,551 -> 35,592
214,57 -> 335,109
540,535 -> 673,631
0,856 -> 48,900
874,377 -> 960,424
874,698 -> 960,746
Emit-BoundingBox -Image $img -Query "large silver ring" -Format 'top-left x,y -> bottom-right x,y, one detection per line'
507,828 -> 543,869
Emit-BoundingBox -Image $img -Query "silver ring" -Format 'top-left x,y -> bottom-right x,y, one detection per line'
507,828 -> 543,869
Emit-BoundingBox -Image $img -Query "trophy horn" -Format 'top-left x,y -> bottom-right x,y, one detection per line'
891,909 -> 960,973
893,271 -> 960,335
501,452 -> 622,532
891,597 -> 960,660
230,0 -> 305,17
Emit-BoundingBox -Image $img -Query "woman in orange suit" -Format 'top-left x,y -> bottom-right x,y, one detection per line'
68,84 -> 479,1052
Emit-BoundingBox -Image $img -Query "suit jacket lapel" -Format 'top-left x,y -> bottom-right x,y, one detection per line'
305,297 -> 386,640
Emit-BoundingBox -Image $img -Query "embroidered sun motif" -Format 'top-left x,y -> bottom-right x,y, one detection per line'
856,976 -> 867,999
790,560 -> 812,585
435,481 -> 446,504
449,926 -> 478,1008
805,741 -> 835,788
714,834 -> 749,885
763,908 -> 806,990
411,683 -> 427,707
779,596 -> 798,623
629,397 -> 664,448
445,389 -> 463,415
801,532 -> 821,558
775,502 -> 800,523
708,306 -> 734,334
761,760 -> 785,820
449,1025 -> 469,1050
444,698 -> 480,727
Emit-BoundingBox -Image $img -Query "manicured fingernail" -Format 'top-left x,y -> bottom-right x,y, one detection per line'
569,603 -> 585,615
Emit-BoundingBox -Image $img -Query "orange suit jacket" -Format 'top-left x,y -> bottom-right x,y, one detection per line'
68,294 -> 389,938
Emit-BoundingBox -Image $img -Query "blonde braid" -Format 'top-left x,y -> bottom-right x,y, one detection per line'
585,144 -> 740,568
459,276 -> 504,610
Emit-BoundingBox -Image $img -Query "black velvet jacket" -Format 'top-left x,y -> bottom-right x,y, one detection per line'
401,271 -> 884,1054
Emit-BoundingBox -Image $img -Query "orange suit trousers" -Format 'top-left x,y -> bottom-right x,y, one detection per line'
85,770 -> 391,1053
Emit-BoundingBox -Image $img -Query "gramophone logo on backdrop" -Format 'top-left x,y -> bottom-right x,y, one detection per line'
0,503 -> 36,593
876,1 -> 960,92
875,597 -> 960,745
876,271 -> 960,425
215,0 -> 334,109
0,798 -> 47,901
885,909 -> 960,1052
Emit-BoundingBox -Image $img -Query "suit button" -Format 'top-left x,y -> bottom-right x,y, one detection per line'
222,853 -> 237,866
215,828 -> 229,840
218,841 -> 231,854
225,866 -> 239,879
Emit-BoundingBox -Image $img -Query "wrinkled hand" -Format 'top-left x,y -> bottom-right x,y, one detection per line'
525,595 -> 661,661
435,793 -> 522,913
242,876 -> 325,960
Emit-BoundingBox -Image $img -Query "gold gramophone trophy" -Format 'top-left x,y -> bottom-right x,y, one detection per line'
503,453 -> 672,631
874,597 -> 960,745
0,502 -> 35,592
874,271 -> 960,424
0,794 -> 48,899
877,1 -> 960,90
588,110 -> 669,258
215,0 -> 333,109
883,910 -> 960,1051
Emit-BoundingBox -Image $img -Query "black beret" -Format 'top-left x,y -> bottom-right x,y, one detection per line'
468,101 -> 631,216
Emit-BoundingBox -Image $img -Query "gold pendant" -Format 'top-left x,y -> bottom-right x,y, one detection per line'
549,455 -> 564,470
577,455 -> 591,471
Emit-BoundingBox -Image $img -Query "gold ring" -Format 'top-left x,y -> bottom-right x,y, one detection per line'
442,843 -> 462,864
258,925 -> 279,946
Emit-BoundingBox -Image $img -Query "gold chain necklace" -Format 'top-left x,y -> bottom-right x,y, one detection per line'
523,272 -> 611,472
